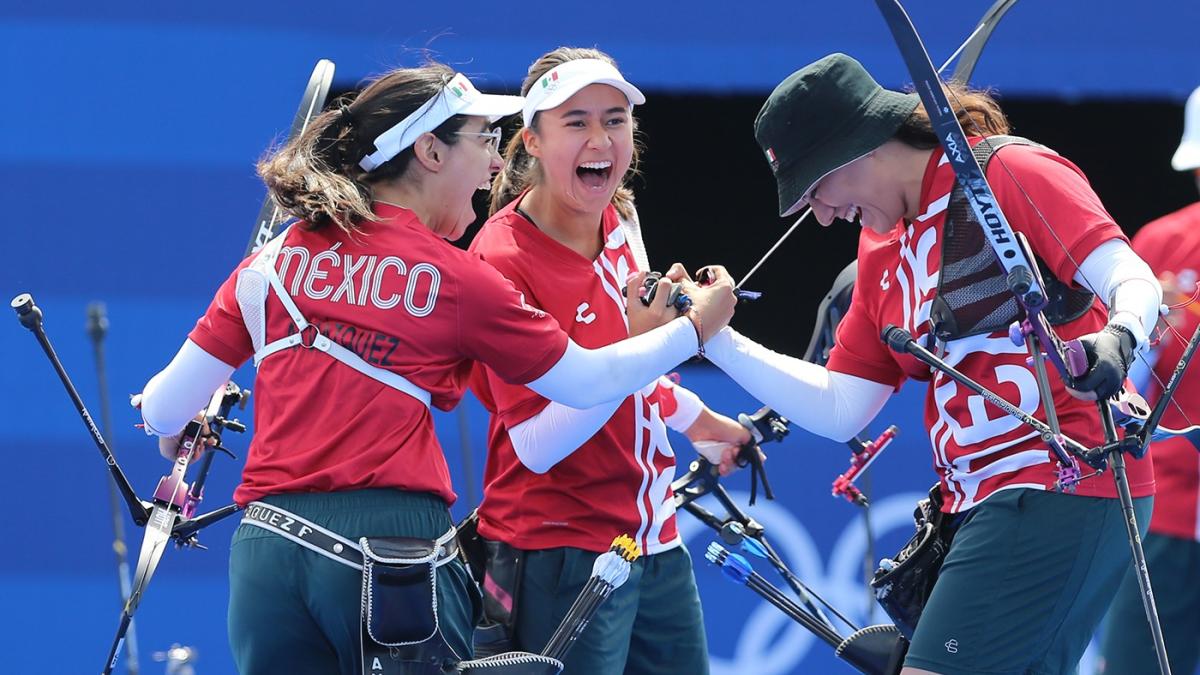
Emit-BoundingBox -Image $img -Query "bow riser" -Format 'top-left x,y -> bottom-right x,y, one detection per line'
875,0 -> 1092,392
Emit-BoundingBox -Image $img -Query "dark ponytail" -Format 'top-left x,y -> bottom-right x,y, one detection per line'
258,62 -> 469,234
895,83 -> 1010,149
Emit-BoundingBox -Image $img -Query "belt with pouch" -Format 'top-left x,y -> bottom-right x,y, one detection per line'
240,500 -> 459,571
241,501 -> 563,674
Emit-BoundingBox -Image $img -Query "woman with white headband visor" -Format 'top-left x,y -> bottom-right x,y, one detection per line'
466,48 -> 741,674
136,62 -> 737,675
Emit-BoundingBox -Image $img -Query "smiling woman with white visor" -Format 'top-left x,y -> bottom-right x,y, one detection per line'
135,62 -> 737,675
465,48 -> 748,675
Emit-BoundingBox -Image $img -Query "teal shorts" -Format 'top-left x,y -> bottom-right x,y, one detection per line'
905,488 -> 1152,675
513,545 -> 708,675
1098,532 -> 1200,675
227,489 -> 481,675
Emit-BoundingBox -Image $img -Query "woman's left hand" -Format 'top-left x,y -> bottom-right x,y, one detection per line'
684,408 -> 756,476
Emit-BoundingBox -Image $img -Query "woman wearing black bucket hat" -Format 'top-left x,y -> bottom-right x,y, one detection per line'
702,53 -> 1164,674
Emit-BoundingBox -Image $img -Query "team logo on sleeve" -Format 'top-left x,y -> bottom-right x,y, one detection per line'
518,293 -> 547,320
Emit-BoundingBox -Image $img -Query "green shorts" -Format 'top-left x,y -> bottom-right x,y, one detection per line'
513,544 -> 708,675
1098,532 -> 1200,675
905,488 -> 1152,675
227,489 -> 481,675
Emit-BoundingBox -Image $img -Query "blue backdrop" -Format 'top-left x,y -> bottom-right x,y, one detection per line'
2,1 -> 1190,672
5,0 -> 1200,173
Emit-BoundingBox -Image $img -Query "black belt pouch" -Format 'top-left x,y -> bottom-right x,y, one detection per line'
361,536 -> 454,674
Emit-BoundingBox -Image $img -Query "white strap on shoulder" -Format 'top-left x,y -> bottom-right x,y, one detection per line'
240,229 -> 310,366
618,205 -> 651,272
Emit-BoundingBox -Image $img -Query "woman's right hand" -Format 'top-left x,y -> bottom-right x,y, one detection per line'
674,264 -> 737,342
625,271 -> 683,336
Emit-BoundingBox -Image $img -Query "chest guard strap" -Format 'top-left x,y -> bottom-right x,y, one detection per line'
234,227 -> 432,408
930,135 -> 1095,341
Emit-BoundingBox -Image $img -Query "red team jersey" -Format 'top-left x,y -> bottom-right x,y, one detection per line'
469,200 -> 682,555
1132,202 -> 1200,541
188,204 -> 568,506
826,140 -> 1154,512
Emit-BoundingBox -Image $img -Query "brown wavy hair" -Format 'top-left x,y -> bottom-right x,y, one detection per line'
257,62 -> 470,234
895,83 -> 1010,147
489,47 -> 642,218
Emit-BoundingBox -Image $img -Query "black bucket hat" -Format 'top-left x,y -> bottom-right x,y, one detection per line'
755,53 -> 920,217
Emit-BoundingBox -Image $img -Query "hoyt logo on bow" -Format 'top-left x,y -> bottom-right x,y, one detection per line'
875,0 -> 1197,456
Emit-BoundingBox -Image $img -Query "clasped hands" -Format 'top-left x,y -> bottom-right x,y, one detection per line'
625,263 -> 737,340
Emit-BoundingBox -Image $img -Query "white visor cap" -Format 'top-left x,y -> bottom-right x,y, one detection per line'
359,73 -> 523,172
521,59 -> 646,128
1172,85 -> 1200,172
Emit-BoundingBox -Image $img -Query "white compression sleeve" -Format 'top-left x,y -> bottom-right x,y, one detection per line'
527,316 -> 698,408
140,339 -> 236,436
659,377 -> 704,432
1073,239 -> 1163,350
511,374 -> 706,474
508,399 -> 623,474
704,327 -> 893,442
